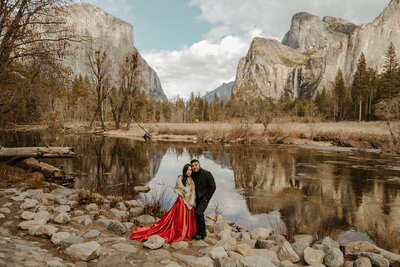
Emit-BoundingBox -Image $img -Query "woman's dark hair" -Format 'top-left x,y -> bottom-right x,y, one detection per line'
182,163 -> 191,186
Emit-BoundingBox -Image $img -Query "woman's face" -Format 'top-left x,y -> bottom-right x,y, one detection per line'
186,166 -> 192,177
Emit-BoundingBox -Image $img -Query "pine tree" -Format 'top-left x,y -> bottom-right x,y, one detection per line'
378,42 -> 400,100
351,53 -> 368,121
333,69 -> 347,120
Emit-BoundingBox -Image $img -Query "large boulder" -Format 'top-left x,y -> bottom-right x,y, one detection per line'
236,255 -> 276,267
324,248 -> 344,267
278,241 -> 300,263
209,246 -> 228,259
65,241 -> 102,261
51,232 -> 71,244
234,244 -> 253,257
107,220 -> 126,235
250,227 -> 274,240
143,235 -> 165,250
135,214 -> 155,226
304,247 -> 325,265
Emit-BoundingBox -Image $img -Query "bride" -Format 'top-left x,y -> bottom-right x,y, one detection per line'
130,164 -> 197,243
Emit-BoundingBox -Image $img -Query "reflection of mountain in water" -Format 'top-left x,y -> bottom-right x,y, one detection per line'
229,145 -> 400,252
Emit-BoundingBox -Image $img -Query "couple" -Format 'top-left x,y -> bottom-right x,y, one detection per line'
130,159 -> 216,243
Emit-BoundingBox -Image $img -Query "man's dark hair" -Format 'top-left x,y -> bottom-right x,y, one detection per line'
190,159 -> 199,164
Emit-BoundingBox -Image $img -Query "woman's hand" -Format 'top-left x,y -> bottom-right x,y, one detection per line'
178,195 -> 183,201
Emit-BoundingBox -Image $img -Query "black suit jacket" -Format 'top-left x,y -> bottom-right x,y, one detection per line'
192,168 -> 216,202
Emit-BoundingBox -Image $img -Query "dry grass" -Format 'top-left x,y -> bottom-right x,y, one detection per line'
76,190 -> 105,206
139,181 -> 175,218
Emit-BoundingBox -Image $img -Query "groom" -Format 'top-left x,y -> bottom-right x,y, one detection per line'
191,159 -> 216,240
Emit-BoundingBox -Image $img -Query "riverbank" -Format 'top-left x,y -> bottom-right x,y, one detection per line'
89,121 -> 396,153
0,162 -> 399,266
2,121 -> 397,153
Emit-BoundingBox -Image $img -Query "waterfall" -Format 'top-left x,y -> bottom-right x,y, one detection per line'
293,68 -> 298,100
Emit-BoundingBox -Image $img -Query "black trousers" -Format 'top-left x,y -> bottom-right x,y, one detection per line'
195,198 -> 209,237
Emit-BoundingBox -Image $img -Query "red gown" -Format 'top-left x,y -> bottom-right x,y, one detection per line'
129,197 -> 197,243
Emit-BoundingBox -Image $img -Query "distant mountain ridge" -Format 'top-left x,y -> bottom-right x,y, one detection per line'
203,81 -> 234,103
233,0 -> 400,100
62,3 -> 167,101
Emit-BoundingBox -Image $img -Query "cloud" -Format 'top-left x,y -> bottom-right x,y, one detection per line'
141,0 -> 388,99
142,33 -> 255,99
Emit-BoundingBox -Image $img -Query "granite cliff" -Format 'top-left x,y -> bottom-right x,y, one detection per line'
202,81 -> 234,103
63,3 -> 167,101
233,0 -> 400,100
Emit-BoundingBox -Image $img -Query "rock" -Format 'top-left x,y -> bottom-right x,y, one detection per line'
143,235 -> 165,249
71,215 -> 92,225
28,225 -> 41,236
268,234 -> 287,245
59,235 -> 84,248
53,212 -> 70,224
85,203 -> 99,212
281,260 -> 297,267
107,220 -> 126,235
359,252 -> 389,267
204,237 -> 218,245
192,240 -> 209,247
65,241 -> 101,261
117,202 -> 127,211
53,205 -> 71,213
129,206 -> 144,217
218,229 -> 232,240
223,237 -> 237,252
206,214 -> 223,223
322,237 -> 340,252
125,199 -> 143,208
235,244 -> 253,256
18,219 -> 46,230
214,222 -> 231,234
209,246 -> 228,259
21,211 -> 35,220
278,241 -> 300,263
253,249 -> 279,263
241,236 -> 256,248
20,199 -> 38,209
380,250 -> 400,266
122,222 -> 134,231
110,208 -> 128,220
171,241 -> 189,250
215,256 -> 236,267
304,247 -> 325,265
73,210 -> 84,216
343,241 -> 381,255
255,240 -> 276,249
0,213 -> 4,219
34,225 -> 59,237
133,185 -> 150,193
0,208 -> 10,214
2,202 -> 12,207
250,227 -> 274,240
236,255 -> 276,267
173,252 -> 197,266
324,248 -> 344,267
96,217 -> 111,227
135,214 -> 155,226
55,196 -> 67,205
292,236 -> 314,259
354,257 -> 372,267
33,211 -> 50,222
51,232 -> 71,244
82,229 -> 100,239
46,260 -> 63,267
10,195 -> 25,201
111,242 -> 138,253
193,256 -> 213,267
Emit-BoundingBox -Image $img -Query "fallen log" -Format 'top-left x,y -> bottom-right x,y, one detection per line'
0,147 -> 76,160
20,157 -> 64,178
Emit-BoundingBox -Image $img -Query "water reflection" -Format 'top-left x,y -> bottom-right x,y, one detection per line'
1,131 -> 400,252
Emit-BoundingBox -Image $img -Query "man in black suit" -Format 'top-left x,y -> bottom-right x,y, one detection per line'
190,159 -> 216,240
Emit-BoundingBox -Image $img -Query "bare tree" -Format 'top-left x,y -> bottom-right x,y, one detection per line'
87,49 -> 112,130
375,96 -> 400,146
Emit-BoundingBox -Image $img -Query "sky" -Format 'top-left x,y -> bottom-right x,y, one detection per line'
86,0 -> 389,99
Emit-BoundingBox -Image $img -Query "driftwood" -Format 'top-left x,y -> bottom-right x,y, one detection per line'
138,124 -> 152,141
0,147 -> 76,160
20,157 -> 64,178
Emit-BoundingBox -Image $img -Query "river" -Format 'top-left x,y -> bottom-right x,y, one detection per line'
1,130 -> 400,252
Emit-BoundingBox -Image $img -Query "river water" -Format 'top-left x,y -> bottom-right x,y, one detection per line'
1,131 -> 400,251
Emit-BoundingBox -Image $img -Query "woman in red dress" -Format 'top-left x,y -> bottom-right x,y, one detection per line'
130,164 -> 197,243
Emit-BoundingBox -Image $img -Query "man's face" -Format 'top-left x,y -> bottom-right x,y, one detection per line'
191,162 -> 200,173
